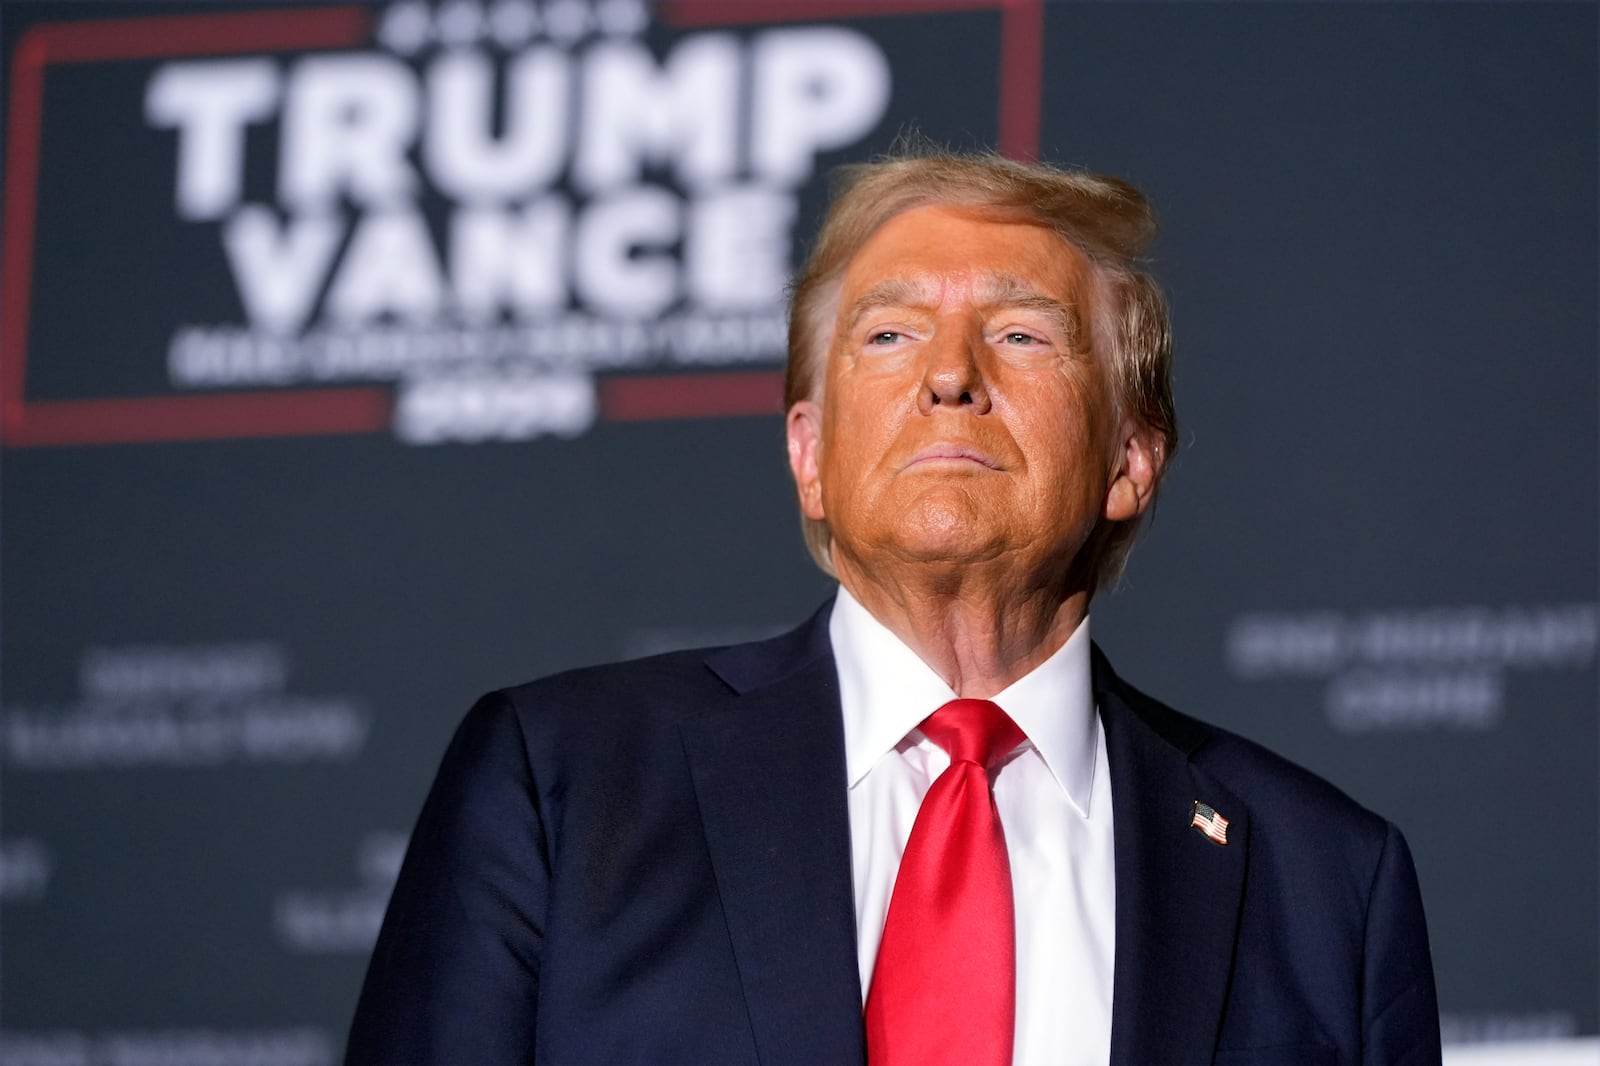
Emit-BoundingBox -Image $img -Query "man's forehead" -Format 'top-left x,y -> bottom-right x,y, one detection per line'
836,205 -> 1088,297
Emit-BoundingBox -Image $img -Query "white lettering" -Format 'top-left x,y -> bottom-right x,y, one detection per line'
1326,669 -> 1503,732
450,199 -> 571,320
750,28 -> 890,184
146,60 -> 280,220
685,184 -> 795,309
426,47 -> 572,201
571,36 -> 739,193
280,55 -> 420,210
325,210 -> 447,324
394,373 -> 597,443
80,642 -> 287,700
573,187 -> 678,316
222,206 -> 343,335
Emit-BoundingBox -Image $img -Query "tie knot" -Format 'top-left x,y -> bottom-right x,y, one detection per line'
920,698 -> 1025,770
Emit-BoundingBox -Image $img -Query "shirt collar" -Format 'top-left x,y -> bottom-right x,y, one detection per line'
829,584 -> 1100,817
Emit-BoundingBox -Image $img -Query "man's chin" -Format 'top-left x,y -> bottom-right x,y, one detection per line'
857,530 -> 1010,573
828,496 -> 1019,574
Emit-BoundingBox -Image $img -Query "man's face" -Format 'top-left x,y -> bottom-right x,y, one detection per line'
787,204 -> 1155,587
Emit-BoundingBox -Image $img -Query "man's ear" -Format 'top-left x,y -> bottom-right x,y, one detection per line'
787,401 -> 826,521
1104,424 -> 1163,523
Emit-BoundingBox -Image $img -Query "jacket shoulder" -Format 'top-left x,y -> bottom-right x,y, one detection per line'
503,644 -> 731,717
470,604 -> 832,775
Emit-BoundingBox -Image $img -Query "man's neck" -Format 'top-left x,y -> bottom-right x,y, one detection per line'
834,557 -> 1090,699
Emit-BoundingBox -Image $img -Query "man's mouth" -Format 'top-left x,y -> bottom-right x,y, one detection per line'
905,443 -> 1000,469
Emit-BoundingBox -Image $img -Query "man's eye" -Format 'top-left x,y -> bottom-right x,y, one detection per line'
1003,332 -> 1038,345
869,331 -> 903,345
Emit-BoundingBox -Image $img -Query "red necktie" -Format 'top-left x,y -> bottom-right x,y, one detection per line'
864,698 -> 1025,1066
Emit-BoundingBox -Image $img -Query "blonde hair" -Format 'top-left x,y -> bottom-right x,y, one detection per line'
785,146 -> 1177,591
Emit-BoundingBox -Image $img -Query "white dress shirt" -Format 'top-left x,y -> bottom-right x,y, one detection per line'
830,585 -> 1115,1066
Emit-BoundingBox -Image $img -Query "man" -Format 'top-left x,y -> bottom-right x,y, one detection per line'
347,150 -> 1441,1065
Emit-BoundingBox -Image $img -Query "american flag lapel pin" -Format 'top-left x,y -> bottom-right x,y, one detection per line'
1190,800 -> 1230,845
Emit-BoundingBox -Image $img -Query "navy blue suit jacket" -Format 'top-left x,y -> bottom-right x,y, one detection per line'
347,604 -> 1441,1065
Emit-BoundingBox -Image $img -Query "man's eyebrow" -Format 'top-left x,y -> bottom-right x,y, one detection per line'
976,274 -> 1081,338
842,278 -> 936,330
960,272 -> 1088,347
839,272 -> 1084,342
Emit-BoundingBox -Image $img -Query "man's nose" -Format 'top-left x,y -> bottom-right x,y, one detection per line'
917,329 -> 993,415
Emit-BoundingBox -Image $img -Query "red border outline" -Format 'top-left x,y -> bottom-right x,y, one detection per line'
1,0 -> 1042,448
1,7 -> 386,447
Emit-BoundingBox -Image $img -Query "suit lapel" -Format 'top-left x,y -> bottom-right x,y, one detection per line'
680,620 -> 1248,1066
680,610 -> 866,1066
1097,649 -> 1248,1066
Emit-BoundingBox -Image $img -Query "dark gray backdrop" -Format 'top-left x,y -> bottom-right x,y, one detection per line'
1,1 -> 1594,1061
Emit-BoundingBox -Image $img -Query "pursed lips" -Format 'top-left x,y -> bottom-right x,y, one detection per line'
903,443 -> 1000,470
